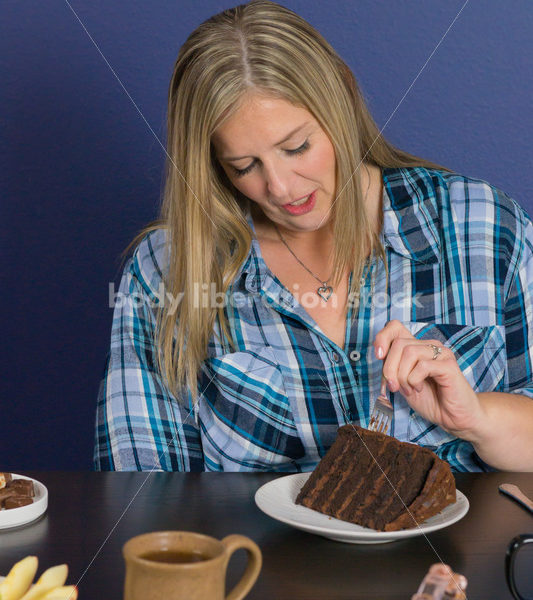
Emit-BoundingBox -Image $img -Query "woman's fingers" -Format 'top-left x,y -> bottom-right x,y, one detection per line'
382,338 -> 415,393
374,321 -> 449,396
374,320 -> 454,397
385,342 -> 437,395
398,342 -> 452,394
374,321 -> 416,391
374,321 -> 429,393
374,319 -> 411,360
374,321 -> 483,434
406,347 -> 459,395
395,343 -> 433,395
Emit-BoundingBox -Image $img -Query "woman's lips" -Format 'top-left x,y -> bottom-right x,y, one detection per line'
282,190 -> 316,215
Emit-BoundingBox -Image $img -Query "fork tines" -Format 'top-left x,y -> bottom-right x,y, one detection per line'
369,395 -> 393,435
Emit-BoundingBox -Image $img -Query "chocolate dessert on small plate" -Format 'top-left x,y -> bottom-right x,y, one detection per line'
0,473 -> 48,529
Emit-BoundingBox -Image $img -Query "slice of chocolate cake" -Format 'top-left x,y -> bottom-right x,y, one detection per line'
295,425 -> 456,531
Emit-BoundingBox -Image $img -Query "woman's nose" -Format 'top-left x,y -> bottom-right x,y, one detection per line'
263,160 -> 289,199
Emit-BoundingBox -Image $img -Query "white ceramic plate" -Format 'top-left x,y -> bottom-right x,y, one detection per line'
0,474 -> 48,530
255,473 -> 469,544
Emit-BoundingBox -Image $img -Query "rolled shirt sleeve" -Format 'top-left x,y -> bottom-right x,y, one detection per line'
94,235 -> 204,471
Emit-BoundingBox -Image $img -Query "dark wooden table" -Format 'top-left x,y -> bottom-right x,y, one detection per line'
0,472 -> 532,598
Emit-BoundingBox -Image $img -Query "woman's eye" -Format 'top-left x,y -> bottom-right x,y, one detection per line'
286,140 -> 310,156
232,163 -> 254,177
231,140 -> 310,178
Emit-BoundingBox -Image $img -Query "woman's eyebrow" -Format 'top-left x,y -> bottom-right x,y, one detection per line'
221,122 -> 311,161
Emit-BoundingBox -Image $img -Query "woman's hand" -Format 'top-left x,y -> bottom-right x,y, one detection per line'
373,320 -> 485,439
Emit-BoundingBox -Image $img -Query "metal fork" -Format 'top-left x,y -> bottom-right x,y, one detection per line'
368,378 -> 393,434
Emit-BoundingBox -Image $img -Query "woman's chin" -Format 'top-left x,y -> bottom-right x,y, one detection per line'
280,209 -> 333,232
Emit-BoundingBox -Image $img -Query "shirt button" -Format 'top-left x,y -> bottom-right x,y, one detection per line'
349,350 -> 361,362
280,294 -> 293,307
331,352 -> 340,363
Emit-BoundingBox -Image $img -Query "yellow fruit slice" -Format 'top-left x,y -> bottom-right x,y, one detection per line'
0,556 -> 38,600
39,587 -> 77,600
19,565 -> 69,600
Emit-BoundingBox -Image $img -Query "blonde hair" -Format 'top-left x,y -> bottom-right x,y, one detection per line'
129,0 -> 449,400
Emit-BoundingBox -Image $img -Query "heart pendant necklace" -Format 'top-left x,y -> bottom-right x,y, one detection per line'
317,283 -> 333,302
274,225 -> 334,302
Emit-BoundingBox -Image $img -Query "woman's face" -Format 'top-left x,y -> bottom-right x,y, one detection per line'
212,93 -> 337,233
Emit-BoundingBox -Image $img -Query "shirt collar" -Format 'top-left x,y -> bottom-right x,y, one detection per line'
236,166 -> 442,288
381,167 -> 441,264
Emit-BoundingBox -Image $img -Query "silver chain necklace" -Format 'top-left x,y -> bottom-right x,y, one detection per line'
274,165 -> 372,302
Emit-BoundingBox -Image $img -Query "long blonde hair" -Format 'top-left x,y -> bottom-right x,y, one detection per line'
130,0 -> 449,400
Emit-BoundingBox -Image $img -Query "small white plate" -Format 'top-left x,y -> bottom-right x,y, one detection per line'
0,474 -> 48,530
255,473 -> 469,544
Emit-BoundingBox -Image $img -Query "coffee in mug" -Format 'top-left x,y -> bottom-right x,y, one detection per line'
139,549 -> 210,564
123,530 -> 262,600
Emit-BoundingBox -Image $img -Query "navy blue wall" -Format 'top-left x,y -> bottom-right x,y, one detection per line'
2,1 -> 532,469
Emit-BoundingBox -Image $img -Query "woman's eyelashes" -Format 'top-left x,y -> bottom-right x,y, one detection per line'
231,140 -> 310,178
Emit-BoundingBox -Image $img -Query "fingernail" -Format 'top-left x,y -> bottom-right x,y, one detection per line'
377,346 -> 384,359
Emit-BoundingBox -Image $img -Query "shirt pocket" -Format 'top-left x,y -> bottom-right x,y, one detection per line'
403,322 -> 507,448
200,346 -> 305,470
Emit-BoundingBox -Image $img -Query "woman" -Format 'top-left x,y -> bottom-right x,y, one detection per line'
94,0 -> 533,472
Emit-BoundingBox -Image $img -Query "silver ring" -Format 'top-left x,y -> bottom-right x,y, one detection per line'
427,343 -> 442,360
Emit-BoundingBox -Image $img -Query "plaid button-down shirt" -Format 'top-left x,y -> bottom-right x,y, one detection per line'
94,167 -> 533,472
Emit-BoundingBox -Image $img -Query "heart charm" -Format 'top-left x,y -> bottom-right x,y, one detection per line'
317,285 -> 333,302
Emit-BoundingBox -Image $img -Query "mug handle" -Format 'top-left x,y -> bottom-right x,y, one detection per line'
506,533 -> 533,600
221,534 -> 262,600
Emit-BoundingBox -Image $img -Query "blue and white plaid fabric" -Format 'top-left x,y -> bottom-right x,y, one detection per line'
94,167 -> 533,472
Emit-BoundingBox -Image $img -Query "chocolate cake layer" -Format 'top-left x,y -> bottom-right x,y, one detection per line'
295,425 -> 455,531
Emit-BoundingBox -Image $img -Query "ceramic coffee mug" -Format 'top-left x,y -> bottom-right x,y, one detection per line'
506,533 -> 533,600
123,530 -> 262,600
